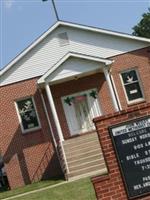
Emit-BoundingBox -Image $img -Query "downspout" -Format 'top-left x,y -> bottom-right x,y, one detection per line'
109,71 -> 122,111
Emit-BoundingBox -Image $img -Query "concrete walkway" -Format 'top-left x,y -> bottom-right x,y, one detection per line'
2,181 -> 67,200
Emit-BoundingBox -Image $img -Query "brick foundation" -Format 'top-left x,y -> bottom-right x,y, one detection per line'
92,102 -> 150,200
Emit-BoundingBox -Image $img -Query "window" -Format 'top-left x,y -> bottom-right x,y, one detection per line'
120,69 -> 144,103
16,97 -> 41,133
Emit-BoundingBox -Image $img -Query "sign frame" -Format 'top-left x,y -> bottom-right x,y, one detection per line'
109,115 -> 150,199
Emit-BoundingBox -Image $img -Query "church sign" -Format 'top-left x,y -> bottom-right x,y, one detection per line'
109,116 -> 150,199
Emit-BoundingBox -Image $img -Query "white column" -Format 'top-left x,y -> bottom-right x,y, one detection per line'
45,83 -> 64,142
39,89 -> 69,174
103,67 -> 120,112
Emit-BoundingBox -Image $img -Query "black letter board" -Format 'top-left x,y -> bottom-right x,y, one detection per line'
109,116 -> 150,199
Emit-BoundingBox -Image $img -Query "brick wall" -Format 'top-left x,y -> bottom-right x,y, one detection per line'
111,47 -> 150,109
92,102 -> 150,200
0,78 -> 62,189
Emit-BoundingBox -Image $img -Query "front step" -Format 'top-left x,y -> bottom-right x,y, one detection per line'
68,169 -> 107,181
68,163 -> 107,179
65,143 -> 101,156
63,132 -> 107,180
63,132 -> 98,145
69,158 -> 104,171
64,139 -> 99,152
68,153 -> 102,167
66,148 -> 102,162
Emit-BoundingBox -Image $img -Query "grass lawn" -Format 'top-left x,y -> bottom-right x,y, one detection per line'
0,178 -> 64,199
0,178 -> 96,200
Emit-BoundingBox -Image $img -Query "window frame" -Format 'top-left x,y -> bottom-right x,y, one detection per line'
120,68 -> 145,105
15,96 -> 41,134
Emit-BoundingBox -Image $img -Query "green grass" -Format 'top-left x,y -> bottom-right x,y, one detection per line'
0,178 -> 64,199
0,178 -> 96,200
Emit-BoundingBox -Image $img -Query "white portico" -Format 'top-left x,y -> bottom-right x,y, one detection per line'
38,52 -> 120,143
38,52 -> 120,179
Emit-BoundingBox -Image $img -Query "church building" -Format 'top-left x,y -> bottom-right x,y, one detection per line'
0,21 -> 150,199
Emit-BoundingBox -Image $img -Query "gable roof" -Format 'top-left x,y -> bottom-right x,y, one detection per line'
37,52 -> 113,84
1,20 -> 150,77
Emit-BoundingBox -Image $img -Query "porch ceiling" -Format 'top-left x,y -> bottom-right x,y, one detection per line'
37,52 -> 113,85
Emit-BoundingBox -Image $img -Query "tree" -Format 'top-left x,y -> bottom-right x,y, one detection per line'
132,8 -> 150,38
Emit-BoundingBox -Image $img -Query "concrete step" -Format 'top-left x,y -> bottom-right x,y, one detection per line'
68,169 -> 108,181
68,153 -> 103,167
65,143 -> 101,156
62,132 -> 107,181
69,158 -> 105,172
68,163 -> 107,179
64,139 -> 100,152
63,132 -> 98,146
66,148 -> 101,162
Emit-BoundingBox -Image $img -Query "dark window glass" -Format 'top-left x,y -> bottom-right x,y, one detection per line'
17,98 -> 39,131
121,70 -> 138,84
121,70 -> 143,102
125,83 -> 143,101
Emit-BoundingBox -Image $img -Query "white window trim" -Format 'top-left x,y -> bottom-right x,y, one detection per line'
110,73 -> 122,110
120,68 -> 145,105
15,96 -> 41,134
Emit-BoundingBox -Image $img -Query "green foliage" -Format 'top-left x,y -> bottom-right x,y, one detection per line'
132,8 -> 150,38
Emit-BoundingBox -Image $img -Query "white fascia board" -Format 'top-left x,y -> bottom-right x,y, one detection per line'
37,52 -> 113,84
60,21 -> 150,43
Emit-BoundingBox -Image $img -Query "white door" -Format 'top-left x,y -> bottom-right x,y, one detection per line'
74,95 -> 93,132
62,89 -> 102,136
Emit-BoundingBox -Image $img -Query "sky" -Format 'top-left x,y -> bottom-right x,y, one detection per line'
0,0 -> 150,69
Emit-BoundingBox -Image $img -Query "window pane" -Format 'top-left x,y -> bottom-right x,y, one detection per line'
125,83 -> 143,101
122,70 -> 138,84
17,98 -> 39,131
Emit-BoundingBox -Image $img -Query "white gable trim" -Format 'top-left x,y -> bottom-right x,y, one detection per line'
37,52 -> 113,84
1,21 -> 150,77
61,21 -> 150,43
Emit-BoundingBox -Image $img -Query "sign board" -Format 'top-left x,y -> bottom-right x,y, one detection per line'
109,116 -> 150,199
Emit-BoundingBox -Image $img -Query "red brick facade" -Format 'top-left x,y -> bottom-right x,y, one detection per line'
92,102 -> 150,200
0,79 -> 62,189
111,47 -> 150,109
0,47 -> 150,190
